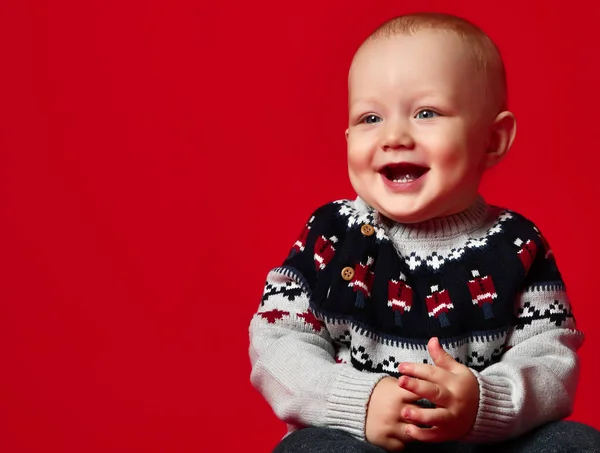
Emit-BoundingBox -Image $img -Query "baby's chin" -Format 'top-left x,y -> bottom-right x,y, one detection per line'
367,191 -> 479,225
355,197 -> 420,224
379,209 -> 433,225
366,200 -> 432,224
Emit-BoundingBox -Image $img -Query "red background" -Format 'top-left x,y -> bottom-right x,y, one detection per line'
1,1 -> 599,451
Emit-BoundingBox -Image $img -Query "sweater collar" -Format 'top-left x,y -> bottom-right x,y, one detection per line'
355,196 -> 489,240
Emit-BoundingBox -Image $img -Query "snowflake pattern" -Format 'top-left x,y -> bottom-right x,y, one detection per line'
333,200 -> 515,270
515,300 -> 575,330
469,347 -> 505,368
402,216 -> 512,270
261,281 -> 304,305
332,330 -> 352,364
349,344 -> 501,374
334,200 -> 388,242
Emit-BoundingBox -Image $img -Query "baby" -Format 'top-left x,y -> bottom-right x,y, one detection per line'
249,12 -> 600,453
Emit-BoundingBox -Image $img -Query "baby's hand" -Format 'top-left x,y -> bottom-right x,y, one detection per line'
365,376 -> 421,451
397,337 -> 479,442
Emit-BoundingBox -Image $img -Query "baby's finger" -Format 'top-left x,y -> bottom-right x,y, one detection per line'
398,362 -> 447,384
427,337 -> 462,373
401,406 -> 450,427
404,424 -> 446,443
398,375 -> 449,405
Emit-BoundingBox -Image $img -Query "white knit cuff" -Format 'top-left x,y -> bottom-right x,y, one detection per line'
464,371 -> 515,443
324,367 -> 388,439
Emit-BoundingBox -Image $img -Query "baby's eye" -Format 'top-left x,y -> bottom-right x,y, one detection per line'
415,109 -> 439,119
361,114 -> 382,124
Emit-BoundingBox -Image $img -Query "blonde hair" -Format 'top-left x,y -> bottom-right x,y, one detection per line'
363,12 -> 507,114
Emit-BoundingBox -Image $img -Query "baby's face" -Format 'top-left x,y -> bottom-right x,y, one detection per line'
346,30 -> 495,223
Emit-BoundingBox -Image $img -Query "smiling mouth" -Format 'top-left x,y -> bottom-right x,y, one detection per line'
380,163 -> 429,183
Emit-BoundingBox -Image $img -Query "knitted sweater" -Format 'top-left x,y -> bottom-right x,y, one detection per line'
248,196 -> 583,443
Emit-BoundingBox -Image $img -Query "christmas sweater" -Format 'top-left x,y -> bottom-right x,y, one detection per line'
248,196 -> 583,443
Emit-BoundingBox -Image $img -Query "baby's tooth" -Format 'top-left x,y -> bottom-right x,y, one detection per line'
392,175 -> 415,183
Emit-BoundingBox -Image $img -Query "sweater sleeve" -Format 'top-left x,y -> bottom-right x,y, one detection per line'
464,230 -> 584,443
248,208 -> 388,438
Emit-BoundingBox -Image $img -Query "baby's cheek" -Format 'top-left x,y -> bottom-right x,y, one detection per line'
347,170 -> 367,199
441,149 -> 474,175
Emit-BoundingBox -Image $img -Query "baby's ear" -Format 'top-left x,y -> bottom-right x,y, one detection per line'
345,128 -> 349,141
485,111 -> 516,168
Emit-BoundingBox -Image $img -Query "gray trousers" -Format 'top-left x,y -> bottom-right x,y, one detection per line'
273,421 -> 600,453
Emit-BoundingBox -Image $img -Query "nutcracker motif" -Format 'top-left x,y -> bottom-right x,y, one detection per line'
314,235 -> 338,270
425,285 -> 454,327
514,237 -> 537,274
467,269 -> 497,319
290,224 -> 310,256
288,216 -> 314,258
349,256 -> 375,308
388,273 -> 413,326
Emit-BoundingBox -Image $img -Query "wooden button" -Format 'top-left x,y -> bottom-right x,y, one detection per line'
361,224 -> 375,236
341,266 -> 355,281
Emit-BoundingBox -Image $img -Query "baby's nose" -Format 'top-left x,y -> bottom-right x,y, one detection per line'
382,123 -> 415,150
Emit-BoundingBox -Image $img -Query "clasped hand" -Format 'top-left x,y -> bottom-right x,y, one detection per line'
365,337 -> 479,450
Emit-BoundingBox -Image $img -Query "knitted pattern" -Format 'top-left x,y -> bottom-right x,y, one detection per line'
249,197 -> 583,442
